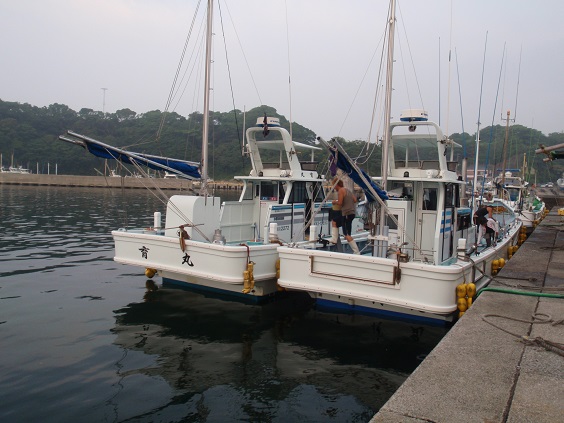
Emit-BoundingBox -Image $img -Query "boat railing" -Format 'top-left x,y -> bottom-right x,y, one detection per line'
394,160 -> 458,172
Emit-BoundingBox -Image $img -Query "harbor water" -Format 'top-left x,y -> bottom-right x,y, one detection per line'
0,185 -> 449,422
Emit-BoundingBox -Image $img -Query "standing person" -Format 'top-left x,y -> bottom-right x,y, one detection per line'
475,216 -> 499,248
473,204 -> 493,224
328,178 -> 342,243
332,180 -> 360,254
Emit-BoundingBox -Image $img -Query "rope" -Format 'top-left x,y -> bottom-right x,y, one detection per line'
476,287 -> 564,300
481,312 -> 564,357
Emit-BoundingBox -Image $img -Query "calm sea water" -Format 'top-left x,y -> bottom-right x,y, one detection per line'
0,185 -> 448,423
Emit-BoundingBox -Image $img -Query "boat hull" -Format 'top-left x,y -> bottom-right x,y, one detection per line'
517,208 -> 544,231
276,223 -> 521,322
113,230 -> 280,299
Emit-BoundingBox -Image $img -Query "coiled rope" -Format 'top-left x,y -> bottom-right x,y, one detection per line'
481,312 -> 564,357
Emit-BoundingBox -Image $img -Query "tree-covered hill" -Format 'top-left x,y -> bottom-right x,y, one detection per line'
0,99 -> 562,183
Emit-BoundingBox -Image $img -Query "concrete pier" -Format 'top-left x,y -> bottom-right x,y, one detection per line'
371,208 -> 564,423
0,173 -> 243,191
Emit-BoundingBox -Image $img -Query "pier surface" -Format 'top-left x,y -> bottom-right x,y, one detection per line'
371,208 -> 563,423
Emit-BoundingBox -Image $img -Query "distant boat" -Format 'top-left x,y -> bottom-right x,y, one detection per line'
8,166 -> 31,174
493,167 -> 545,230
1,153 -> 32,174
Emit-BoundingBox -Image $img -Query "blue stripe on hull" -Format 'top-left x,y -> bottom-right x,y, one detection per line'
162,277 -> 276,304
314,298 -> 453,326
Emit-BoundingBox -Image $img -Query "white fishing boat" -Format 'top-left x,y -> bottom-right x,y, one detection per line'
493,169 -> 545,230
111,116 -> 330,300
276,0 -> 522,323
60,1 -> 333,302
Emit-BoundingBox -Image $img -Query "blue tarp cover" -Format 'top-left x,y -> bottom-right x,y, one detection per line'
83,139 -> 201,180
329,149 -> 388,202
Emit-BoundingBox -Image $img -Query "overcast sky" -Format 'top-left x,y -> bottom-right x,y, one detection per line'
2,0 -> 563,142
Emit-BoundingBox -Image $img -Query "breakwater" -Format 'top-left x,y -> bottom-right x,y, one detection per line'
0,173 -> 243,191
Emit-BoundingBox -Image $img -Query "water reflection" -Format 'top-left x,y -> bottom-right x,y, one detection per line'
111,282 -> 446,421
0,185 -> 448,422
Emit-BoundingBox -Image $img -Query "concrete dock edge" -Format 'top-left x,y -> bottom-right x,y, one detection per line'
371,208 -> 564,423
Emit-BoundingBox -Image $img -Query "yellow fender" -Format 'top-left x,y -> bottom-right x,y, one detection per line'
457,297 -> 468,313
491,259 -> 500,275
466,283 -> 476,298
242,262 -> 255,294
242,270 -> 251,293
456,284 -> 467,298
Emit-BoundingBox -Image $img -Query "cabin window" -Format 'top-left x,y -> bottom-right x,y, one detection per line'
242,182 -> 253,200
422,188 -> 437,210
507,188 -> 519,201
402,182 -> 414,199
457,212 -> 471,231
278,182 -> 286,204
444,184 -> 455,208
386,214 -> 399,230
311,182 -> 324,201
260,182 -> 278,201
288,182 -> 308,204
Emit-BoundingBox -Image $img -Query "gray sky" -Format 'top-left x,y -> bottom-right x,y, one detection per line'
2,0 -> 563,142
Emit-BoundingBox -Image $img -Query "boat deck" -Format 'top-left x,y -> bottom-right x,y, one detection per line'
371,207 -> 564,423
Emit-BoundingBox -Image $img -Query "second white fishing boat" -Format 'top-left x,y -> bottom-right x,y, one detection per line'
276,0 -> 522,323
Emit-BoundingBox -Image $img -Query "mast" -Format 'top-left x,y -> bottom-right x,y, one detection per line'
472,32 -> 488,211
501,110 -> 510,187
381,0 -> 395,192
200,0 -> 214,197
377,0 -> 396,249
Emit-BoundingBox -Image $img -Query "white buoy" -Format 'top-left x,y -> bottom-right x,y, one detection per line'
269,222 -> 279,243
154,212 -> 162,229
309,224 -> 318,242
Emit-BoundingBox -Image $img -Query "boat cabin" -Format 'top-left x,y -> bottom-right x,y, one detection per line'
375,110 -> 469,265
167,118 -> 328,243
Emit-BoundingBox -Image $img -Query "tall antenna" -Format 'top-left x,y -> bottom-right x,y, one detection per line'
101,88 -> 108,113
438,37 -> 441,126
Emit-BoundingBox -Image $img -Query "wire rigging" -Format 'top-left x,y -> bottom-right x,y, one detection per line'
156,0 -> 203,143
217,0 -> 242,158
481,42 -> 506,201
455,48 -> 467,159
222,1 -> 263,106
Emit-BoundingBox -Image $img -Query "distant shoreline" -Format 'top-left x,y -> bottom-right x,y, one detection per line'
0,173 -> 243,191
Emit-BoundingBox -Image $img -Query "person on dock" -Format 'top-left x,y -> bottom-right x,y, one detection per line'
332,179 -> 360,254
